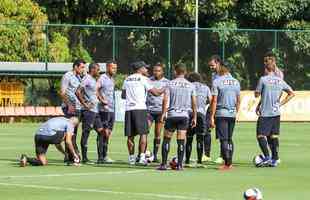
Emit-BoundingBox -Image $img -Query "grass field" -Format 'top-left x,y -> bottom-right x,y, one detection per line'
0,122 -> 309,200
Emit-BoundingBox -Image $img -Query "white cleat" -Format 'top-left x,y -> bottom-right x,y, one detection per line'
128,155 -> 136,165
214,157 -> 224,164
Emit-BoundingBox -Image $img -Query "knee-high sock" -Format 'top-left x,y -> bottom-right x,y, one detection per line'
203,132 -> 211,157
161,137 -> 171,165
185,136 -> 194,164
153,138 -> 161,160
196,135 -> 204,164
257,137 -> 270,158
81,129 -> 91,160
270,137 -> 279,160
103,137 -> 108,158
177,139 -> 185,167
220,140 -> 230,165
97,134 -> 104,160
228,139 -> 234,165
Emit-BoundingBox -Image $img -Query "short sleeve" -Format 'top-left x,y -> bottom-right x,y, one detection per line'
255,78 -> 263,94
142,77 -> 153,91
66,123 -> 75,135
211,81 -> 219,96
282,80 -> 293,92
61,74 -> 69,92
191,84 -> 197,96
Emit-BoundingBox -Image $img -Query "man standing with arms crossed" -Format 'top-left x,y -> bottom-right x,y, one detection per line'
146,63 -> 169,162
122,61 -> 164,165
158,63 -> 197,171
60,59 -> 86,164
96,60 -> 118,164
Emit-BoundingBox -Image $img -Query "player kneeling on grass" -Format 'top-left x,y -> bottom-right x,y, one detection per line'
20,117 -> 80,167
210,63 -> 240,170
254,56 -> 294,167
157,63 -> 197,171
185,72 -> 211,167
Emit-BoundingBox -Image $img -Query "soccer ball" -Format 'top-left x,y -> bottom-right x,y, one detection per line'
145,150 -> 154,163
253,154 -> 266,167
243,188 -> 263,200
169,156 -> 178,170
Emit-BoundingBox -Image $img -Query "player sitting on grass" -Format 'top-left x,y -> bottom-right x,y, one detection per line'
157,63 -> 197,171
146,63 -> 169,162
20,117 -> 80,167
210,62 -> 240,170
255,54 -> 295,167
185,72 -> 211,167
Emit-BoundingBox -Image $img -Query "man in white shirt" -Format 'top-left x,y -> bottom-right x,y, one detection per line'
121,61 -> 164,165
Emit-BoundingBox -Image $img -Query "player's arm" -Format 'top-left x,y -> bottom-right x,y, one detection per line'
160,91 -> 168,123
96,81 -> 108,105
191,95 -> 197,128
60,76 -> 75,113
121,90 -> 126,99
65,133 -> 79,162
55,143 -> 66,156
254,78 -> 263,115
210,95 -> 217,128
236,95 -> 241,113
280,88 -> 295,106
75,85 -> 91,110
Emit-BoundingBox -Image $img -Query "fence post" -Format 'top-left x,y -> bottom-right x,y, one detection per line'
44,24 -> 49,71
166,28 -> 172,79
112,27 -> 117,60
221,29 -> 225,61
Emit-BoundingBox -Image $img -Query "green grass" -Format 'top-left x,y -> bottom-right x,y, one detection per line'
0,122 -> 309,200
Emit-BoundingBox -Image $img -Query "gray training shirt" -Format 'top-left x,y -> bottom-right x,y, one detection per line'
256,74 -> 293,117
211,74 -> 240,118
166,77 -> 196,118
80,74 -> 99,113
61,71 -> 82,110
192,82 -> 211,115
146,76 -> 169,113
97,73 -> 115,113
36,117 -> 74,137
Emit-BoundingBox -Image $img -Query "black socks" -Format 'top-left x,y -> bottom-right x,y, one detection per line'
161,137 -> 171,165
177,139 -> 185,167
257,137 -> 270,158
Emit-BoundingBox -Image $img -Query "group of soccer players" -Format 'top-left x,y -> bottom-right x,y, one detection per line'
20,51 -> 294,171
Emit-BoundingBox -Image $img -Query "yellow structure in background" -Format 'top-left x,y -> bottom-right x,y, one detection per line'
0,81 -> 24,106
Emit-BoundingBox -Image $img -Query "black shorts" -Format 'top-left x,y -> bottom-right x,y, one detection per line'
62,106 -> 81,119
256,116 -> 280,136
81,110 -> 103,131
35,132 -> 64,155
147,111 -> 162,123
125,110 -> 149,137
164,117 -> 189,132
215,117 -> 236,140
99,112 -> 115,130
188,113 -> 207,136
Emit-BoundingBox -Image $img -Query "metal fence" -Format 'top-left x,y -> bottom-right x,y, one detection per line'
1,23 -> 310,90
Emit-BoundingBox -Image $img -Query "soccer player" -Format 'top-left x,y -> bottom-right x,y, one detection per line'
210,63 -> 240,170
146,63 -> 169,162
121,61 -> 164,165
20,117 -> 80,167
96,60 -> 118,164
76,63 -> 105,163
60,59 -> 86,163
158,63 -> 197,170
207,55 -> 224,164
255,58 -> 294,167
185,72 -> 211,167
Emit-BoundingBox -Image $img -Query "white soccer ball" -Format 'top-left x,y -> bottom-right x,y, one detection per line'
243,188 -> 263,200
145,150 -> 154,163
253,154 -> 265,167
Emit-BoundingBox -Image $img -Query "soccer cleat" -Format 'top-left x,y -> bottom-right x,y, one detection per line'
157,164 -> 168,171
196,163 -> 206,168
128,155 -> 136,165
218,164 -> 233,171
20,154 -> 27,167
202,155 -> 212,162
103,157 -> 114,164
82,158 -> 91,164
137,157 -> 148,166
261,156 -> 271,167
175,165 -> 184,171
214,157 -> 224,164
269,159 -> 279,167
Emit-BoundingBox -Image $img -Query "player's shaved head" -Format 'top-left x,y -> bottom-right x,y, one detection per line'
174,63 -> 187,75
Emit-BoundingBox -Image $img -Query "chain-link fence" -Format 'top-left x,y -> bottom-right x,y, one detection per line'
1,23 -> 310,90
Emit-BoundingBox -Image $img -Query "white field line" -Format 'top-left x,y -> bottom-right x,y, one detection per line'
0,182 -> 213,200
0,170 -> 145,179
